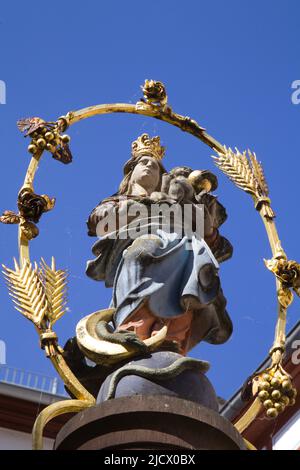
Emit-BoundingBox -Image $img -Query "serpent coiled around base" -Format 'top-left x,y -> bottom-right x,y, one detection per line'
106,356 -> 210,400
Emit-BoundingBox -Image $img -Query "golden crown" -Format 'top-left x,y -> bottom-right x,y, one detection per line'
131,133 -> 165,161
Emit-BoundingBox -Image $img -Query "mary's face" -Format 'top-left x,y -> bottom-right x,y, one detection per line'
130,156 -> 160,193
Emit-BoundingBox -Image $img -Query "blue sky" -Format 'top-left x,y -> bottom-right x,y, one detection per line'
0,0 -> 300,399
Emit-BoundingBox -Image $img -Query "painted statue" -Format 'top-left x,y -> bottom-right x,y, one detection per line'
85,133 -> 233,357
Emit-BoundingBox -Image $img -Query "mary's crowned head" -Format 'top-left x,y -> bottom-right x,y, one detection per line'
118,133 -> 167,196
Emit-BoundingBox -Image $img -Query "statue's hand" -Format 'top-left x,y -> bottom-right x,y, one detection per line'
150,191 -> 177,204
168,177 -> 194,203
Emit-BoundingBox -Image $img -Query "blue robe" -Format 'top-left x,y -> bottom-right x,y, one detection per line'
86,224 -> 232,350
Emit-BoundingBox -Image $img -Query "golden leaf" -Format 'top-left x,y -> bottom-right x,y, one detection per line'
41,195 -> 56,212
278,288 -> 293,308
0,210 -> 20,225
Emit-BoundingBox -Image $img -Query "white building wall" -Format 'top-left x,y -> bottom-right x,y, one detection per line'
272,409 -> 300,450
0,426 -> 53,450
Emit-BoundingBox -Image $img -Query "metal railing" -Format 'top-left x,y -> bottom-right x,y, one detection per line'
0,365 -> 60,395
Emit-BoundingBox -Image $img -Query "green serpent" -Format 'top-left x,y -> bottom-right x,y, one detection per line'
96,320 -> 149,354
106,356 -> 210,400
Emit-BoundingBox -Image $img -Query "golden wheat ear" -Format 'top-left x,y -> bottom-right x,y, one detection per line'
40,257 -> 68,327
2,258 -> 48,328
212,146 -> 274,219
212,146 -> 270,196
248,150 -> 269,196
212,146 -> 258,196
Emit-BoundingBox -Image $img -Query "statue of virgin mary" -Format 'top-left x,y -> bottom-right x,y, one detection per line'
86,133 -> 233,356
